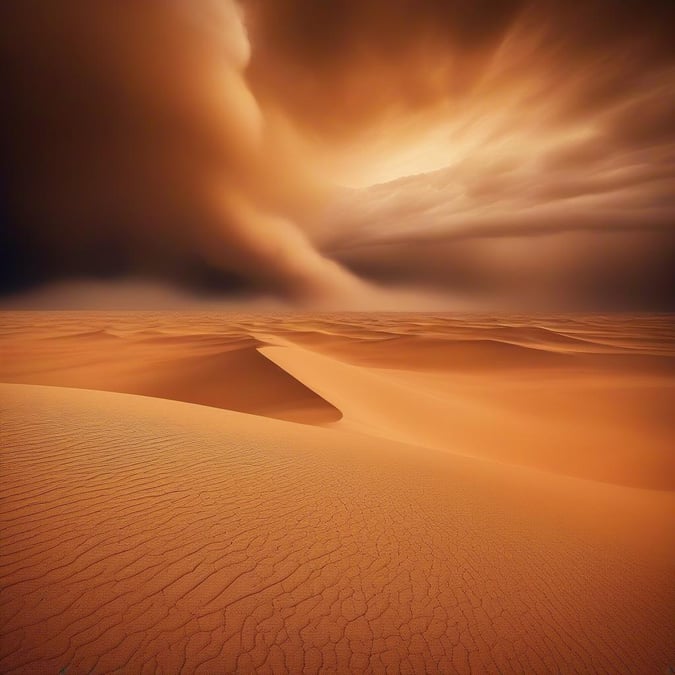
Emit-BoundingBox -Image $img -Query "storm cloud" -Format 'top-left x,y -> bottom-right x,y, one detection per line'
0,0 -> 363,301
1,0 -> 674,308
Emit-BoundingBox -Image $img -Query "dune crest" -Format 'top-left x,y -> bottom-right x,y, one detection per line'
0,328 -> 340,424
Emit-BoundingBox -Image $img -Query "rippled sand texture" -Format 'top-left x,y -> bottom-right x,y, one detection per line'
1,313 -> 674,673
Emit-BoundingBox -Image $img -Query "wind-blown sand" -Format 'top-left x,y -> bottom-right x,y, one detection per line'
1,312 -> 674,673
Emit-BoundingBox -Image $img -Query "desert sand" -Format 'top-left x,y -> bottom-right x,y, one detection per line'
1,312 -> 674,673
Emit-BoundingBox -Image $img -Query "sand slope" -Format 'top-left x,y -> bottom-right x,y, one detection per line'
1,312 -> 674,673
260,343 -> 675,489
1,383 -> 674,674
0,328 -> 340,424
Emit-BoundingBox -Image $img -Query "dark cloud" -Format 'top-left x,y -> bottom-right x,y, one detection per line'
244,0 -> 527,132
320,136 -> 675,308
245,0 -> 675,132
0,0 -> 363,301
1,0 -> 674,309
336,230 -> 675,311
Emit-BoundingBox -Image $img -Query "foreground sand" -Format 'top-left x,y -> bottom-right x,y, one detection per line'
1,313 -> 674,672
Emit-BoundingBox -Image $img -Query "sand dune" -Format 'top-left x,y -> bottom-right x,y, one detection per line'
1,312 -> 674,672
261,343 -> 675,489
0,328 -> 339,424
251,320 -> 675,374
1,383 -> 673,674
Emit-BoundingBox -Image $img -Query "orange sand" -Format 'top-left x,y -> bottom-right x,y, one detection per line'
1,312 -> 674,673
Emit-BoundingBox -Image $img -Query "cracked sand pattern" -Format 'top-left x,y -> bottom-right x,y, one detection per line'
1,313 -> 674,673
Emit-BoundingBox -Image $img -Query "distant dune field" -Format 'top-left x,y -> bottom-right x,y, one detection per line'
1,313 -> 674,673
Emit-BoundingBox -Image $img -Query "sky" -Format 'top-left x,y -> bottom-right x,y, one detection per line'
1,0 -> 673,310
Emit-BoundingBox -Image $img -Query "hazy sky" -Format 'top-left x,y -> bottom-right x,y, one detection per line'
1,0 -> 673,309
